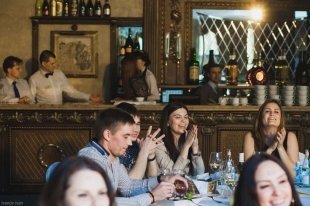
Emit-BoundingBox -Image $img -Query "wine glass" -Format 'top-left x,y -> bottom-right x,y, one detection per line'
209,152 -> 223,173
174,179 -> 187,197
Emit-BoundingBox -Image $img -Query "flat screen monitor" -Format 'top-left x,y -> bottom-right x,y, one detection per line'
161,89 -> 184,103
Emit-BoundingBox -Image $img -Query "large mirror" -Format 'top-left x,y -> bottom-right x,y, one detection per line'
185,1 -> 309,83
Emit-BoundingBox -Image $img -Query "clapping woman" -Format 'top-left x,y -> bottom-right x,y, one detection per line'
155,102 -> 205,176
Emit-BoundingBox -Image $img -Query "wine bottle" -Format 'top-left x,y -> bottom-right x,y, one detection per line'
56,0 -> 63,16
133,33 -> 141,51
35,0 -> 42,16
70,0 -> 78,16
238,152 -> 244,173
42,0 -> 50,16
86,0 -> 94,17
78,0 -> 86,17
247,52 -> 267,85
103,0 -> 111,17
295,51 -> 309,86
189,48 -> 200,85
202,50 -> 216,83
63,0 -> 69,16
94,0 -> 102,17
125,28 -> 133,54
226,48 -> 239,85
50,0 -> 57,16
274,49 -> 290,86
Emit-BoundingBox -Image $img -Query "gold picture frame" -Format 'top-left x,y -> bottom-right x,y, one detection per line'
51,31 -> 98,78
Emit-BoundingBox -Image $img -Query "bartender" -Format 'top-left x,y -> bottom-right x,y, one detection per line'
198,62 -> 224,104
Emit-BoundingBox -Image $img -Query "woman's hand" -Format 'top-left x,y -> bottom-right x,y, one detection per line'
276,128 -> 286,149
184,125 -> 198,149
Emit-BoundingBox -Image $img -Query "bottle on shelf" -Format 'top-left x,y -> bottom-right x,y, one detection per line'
302,149 -> 310,185
42,0 -> 50,16
103,0 -> 111,17
70,0 -> 79,16
202,49 -> 216,83
35,0 -> 42,16
237,152 -> 244,173
189,48 -> 200,85
94,0 -> 102,17
56,0 -> 63,16
119,37 -> 126,56
133,32 -> 141,51
78,0 -> 86,17
50,0 -> 57,16
86,0 -> 94,17
125,28 -> 134,54
295,51 -> 309,86
274,49 -> 290,86
246,52 -> 268,86
226,48 -> 239,86
63,0 -> 69,16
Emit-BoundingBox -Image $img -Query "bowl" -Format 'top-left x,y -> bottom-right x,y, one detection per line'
136,97 -> 144,102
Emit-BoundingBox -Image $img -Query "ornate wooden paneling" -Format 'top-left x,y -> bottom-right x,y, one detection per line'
4,126 -> 92,193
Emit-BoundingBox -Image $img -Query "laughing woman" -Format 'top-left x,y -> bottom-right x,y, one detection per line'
243,99 -> 299,176
155,102 -> 205,176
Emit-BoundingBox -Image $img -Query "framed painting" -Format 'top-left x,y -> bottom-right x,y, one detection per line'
51,31 -> 98,78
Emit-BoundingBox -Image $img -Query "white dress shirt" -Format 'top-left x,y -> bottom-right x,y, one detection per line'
0,77 -> 34,103
29,69 -> 90,104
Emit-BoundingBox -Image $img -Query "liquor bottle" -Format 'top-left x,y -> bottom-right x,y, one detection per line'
302,149 -> 310,185
189,48 -> 199,85
119,37 -> 126,56
274,49 -> 290,86
78,0 -> 86,17
42,0 -> 50,16
50,0 -> 57,16
125,28 -> 133,54
63,0 -> 69,16
56,0 -> 63,16
237,152 -> 244,173
103,0 -> 111,17
133,33 -> 141,51
202,50 -> 216,83
35,0 -> 42,16
247,52 -> 267,85
70,0 -> 79,16
295,51 -> 309,86
86,0 -> 94,17
94,0 -> 102,17
226,48 -> 239,85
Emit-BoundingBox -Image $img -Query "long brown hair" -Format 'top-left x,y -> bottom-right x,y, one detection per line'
252,99 -> 285,151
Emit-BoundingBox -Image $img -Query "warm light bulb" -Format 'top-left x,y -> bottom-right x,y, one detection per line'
250,8 -> 263,21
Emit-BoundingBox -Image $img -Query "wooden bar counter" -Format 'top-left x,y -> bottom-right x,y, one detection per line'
0,103 -> 309,194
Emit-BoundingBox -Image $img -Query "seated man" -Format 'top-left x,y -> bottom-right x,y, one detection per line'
78,108 -> 187,205
29,50 -> 101,104
0,56 -> 34,104
116,102 -> 163,179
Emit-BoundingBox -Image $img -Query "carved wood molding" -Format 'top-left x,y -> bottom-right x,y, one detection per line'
0,110 -> 97,124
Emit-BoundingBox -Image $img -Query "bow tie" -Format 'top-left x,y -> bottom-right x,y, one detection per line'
45,72 -> 54,78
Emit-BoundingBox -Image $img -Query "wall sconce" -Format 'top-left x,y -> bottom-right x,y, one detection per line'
164,0 -> 182,66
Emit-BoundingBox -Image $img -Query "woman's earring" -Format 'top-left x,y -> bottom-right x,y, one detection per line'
291,198 -> 295,206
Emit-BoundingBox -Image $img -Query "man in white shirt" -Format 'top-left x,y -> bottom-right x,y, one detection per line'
29,50 -> 101,104
0,56 -> 34,104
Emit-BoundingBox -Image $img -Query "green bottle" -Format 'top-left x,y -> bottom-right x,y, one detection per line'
35,0 -> 42,16
189,48 -> 199,85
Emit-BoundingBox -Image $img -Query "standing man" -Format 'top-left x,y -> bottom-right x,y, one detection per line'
0,56 -> 34,104
29,50 -> 101,104
78,108 -> 187,205
198,62 -> 224,104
